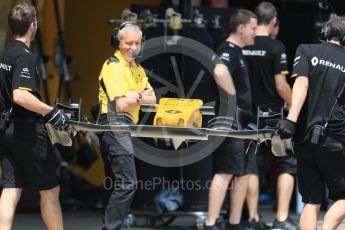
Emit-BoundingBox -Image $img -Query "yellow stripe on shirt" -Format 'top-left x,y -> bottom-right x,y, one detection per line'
215,63 -> 228,69
18,87 -> 32,91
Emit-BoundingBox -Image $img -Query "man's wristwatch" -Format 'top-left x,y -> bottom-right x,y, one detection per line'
137,93 -> 143,102
138,93 -> 143,100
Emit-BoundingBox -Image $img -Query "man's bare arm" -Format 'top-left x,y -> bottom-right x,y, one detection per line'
275,74 -> 292,108
286,76 -> 308,122
13,89 -> 52,115
141,88 -> 156,104
213,64 -> 236,96
116,89 -> 156,112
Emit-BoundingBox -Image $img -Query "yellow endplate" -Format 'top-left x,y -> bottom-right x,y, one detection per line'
154,98 -> 203,127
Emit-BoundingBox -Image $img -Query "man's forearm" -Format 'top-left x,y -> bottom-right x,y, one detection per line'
116,90 -> 156,112
116,97 -> 139,112
287,76 -> 308,122
13,89 -> 52,115
213,65 -> 236,96
275,74 -> 292,107
277,83 -> 292,107
141,94 -> 156,104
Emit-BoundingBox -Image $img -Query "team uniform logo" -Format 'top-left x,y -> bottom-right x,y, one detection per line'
311,57 -> 318,66
20,67 -> 31,78
280,53 -> 287,63
0,63 -> 12,71
220,52 -> 230,62
293,56 -> 300,67
310,56 -> 345,72
242,49 -> 266,56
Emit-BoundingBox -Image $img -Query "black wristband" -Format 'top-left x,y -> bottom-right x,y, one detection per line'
43,106 -> 58,122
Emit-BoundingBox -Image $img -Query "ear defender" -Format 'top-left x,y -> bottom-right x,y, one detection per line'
319,19 -> 345,45
319,22 -> 329,41
110,28 -> 120,48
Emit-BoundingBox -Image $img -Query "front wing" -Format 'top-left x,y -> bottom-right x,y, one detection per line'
63,120 -> 292,156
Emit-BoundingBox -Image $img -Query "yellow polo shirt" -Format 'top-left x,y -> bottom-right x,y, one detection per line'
98,50 -> 152,123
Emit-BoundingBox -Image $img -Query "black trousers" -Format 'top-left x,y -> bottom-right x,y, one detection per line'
100,131 -> 137,230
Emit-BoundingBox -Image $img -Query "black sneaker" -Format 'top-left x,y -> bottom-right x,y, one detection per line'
272,217 -> 299,230
245,218 -> 270,230
225,222 -> 245,230
205,218 -> 224,230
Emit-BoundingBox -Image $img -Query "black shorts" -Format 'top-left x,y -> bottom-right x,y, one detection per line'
213,137 -> 248,176
244,141 -> 258,174
296,137 -> 345,204
249,142 -> 297,175
0,118 -> 58,191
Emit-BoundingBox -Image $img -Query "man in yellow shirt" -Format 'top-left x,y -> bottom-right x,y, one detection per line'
98,22 -> 156,230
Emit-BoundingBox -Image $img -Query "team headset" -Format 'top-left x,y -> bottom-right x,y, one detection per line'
110,21 -> 144,49
320,18 -> 345,46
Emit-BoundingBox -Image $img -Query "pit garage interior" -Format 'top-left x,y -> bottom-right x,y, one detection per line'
0,0 -> 345,229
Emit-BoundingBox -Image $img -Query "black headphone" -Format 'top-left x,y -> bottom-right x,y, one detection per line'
320,22 -> 330,41
110,21 -> 142,48
320,19 -> 345,45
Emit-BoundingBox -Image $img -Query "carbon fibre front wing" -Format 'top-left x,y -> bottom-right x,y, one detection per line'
60,120 -> 293,156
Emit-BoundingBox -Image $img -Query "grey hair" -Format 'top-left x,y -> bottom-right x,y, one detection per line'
117,24 -> 142,41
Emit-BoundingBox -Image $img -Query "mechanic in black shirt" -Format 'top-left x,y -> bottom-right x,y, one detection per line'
206,9 -> 257,230
277,16 -> 345,230
0,3 -> 68,229
241,2 -> 298,230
